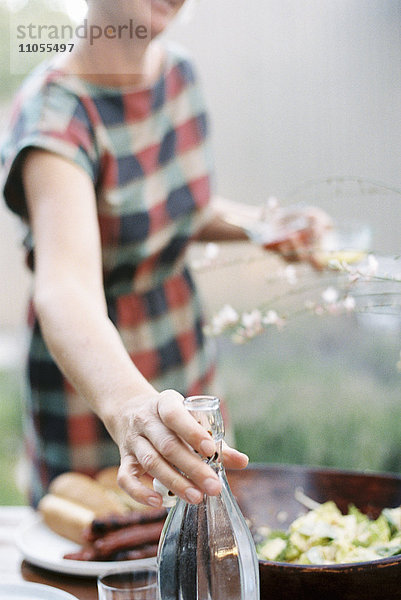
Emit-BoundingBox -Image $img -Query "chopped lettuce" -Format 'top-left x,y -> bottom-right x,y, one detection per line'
257,499 -> 401,565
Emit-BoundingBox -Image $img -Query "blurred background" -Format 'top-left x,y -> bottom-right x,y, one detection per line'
1,0 -> 401,504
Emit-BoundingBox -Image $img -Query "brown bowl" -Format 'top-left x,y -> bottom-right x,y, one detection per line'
227,463 -> 401,600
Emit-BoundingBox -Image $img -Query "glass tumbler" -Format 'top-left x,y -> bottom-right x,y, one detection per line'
98,566 -> 158,600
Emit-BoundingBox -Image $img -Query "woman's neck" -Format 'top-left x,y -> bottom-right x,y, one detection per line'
57,4 -> 164,88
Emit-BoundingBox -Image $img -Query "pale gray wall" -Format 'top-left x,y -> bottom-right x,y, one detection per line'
166,0 -> 401,201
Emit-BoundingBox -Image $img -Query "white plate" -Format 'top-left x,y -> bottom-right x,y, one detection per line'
15,513 -> 156,577
0,582 -> 78,599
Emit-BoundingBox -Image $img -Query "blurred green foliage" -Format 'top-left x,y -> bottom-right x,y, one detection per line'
0,0 -> 75,100
0,368 -> 24,504
0,3 -> 24,100
219,313 -> 401,474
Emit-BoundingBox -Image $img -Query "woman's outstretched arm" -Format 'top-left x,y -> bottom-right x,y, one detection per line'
23,149 -> 247,507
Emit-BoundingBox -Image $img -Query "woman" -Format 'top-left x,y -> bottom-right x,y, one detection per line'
1,0 -> 327,507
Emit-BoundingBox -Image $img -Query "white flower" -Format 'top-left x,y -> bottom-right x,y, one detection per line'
217,304 -> 239,326
343,296 -> 356,312
263,310 -> 280,325
237,309 -> 264,339
241,309 -> 262,330
190,242 -> 220,271
322,287 -> 339,304
263,310 -> 285,329
284,265 -> 298,285
204,242 -> 220,261
210,304 -> 239,334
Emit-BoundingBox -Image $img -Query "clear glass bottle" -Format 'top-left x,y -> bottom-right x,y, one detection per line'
157,395 -> 260,600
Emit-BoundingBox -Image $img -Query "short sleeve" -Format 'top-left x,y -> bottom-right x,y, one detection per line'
1,73 -> 99,219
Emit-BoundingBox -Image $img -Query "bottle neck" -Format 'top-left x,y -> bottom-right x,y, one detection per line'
184,395 -> 224,471
207,440 -> 223,473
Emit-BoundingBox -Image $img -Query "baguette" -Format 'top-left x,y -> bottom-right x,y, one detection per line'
38,494 -> 95,544
49,472 -> 128,517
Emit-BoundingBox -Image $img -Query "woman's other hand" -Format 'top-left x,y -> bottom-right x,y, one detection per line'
262,205 -> 333,269
199,197 -> 332,269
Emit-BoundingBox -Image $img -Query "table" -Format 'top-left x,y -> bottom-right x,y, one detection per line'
5,466 -> 401,600
0,506 -> 97,599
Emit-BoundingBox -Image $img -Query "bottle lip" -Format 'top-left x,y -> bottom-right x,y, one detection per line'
184,395 -> 220,411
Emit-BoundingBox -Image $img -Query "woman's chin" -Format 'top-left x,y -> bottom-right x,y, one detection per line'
149,0 -> 184,35
151,0 -> 183,13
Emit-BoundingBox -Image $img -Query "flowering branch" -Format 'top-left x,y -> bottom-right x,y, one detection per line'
198,247 -> 401,350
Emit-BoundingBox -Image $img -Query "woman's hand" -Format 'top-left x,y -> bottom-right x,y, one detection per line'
264,206 -> 333,269
197,197 -> 332,269
107,389 -> 248,508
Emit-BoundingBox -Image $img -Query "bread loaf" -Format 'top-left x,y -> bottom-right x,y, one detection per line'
38,494 -> 95,544
49,472 -> 128,517
39,469 -> 160,549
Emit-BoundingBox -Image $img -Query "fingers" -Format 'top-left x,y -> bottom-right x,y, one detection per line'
272,207 -> 332,269
157,390 -> 216,457
273,231 -> 311,263
307,207 -> 333,236
134,432 -> 221,504
116,390 -> 224,506
305,209 -> 333,269
118,454 -> 164,508
118,442 -> 248,508
221,441 -> 249,469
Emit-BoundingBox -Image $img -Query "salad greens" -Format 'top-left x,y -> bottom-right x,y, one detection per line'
257,500 -> 401,565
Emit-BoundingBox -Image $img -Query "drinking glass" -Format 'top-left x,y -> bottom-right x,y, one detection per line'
98,566 -> 158,600
314,220 -> 372,267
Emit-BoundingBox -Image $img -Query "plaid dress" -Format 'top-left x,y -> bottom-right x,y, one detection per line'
1,43 -> 217,506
